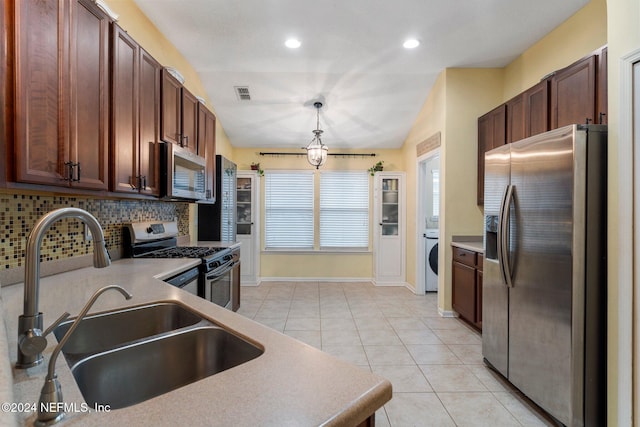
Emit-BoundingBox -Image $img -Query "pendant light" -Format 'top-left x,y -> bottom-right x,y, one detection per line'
306,102 -> 328,169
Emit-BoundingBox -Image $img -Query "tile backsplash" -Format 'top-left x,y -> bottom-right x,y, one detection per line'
1,193 -> 190,270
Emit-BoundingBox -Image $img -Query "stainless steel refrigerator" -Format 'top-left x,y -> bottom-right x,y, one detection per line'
198,155 -> 237,241
482,124 -> 606,426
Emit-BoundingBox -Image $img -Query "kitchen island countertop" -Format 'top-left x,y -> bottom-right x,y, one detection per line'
1,258 -> 391,426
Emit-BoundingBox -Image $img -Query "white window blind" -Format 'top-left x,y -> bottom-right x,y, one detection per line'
265,171 -> 314,249
320,171 -> 369,248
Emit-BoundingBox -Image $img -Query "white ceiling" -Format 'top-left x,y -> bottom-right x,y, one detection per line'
133,0 -> 589,149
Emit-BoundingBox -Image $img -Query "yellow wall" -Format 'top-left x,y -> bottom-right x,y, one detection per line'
503,0 -> 608,99
233,148 -> 403,279
605,0 -> 640,424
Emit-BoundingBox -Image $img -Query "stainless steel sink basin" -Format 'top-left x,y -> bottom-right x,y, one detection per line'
53,302 -> 203,357
71,326 -> 264,409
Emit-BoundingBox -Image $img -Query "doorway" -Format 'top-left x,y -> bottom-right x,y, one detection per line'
416,149 -> 440,294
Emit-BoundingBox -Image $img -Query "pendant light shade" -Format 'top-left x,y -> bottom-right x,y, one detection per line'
306,102 -> 328,169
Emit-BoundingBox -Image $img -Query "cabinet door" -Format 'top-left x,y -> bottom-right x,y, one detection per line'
111,25 -> 139,193
69,0 -> 109,190
14,0 -> 69,185
161,69 -> 181,145
138,48 -> 161,196
597,47 -> 607,125
0,0 -> 7,185
452,261 -> 477,324
506,94 -> 525,144
181,87 -> 199,154
524,79 -> 549,137
475,269 -> 483,330
551,55 -> 596,128
198,104 -> 216,201
477,104 -> 506,205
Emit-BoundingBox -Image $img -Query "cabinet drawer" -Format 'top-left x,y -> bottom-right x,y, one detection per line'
476,254 -> 484,271
453,247 -> 477,267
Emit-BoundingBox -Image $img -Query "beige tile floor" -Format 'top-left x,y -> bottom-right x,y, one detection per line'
238,281 -> 555,427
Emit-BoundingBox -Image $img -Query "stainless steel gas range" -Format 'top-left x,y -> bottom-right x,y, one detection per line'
124,221 -> 239,311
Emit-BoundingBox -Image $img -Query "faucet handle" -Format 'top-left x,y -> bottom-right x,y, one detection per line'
18,312 -> 70,357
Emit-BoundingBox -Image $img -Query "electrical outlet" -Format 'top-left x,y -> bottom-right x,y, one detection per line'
84,223 -> 93,241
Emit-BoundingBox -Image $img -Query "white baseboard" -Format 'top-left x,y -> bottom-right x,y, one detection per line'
438,308 -> 458,318
240,278 -> 260,286
372,280 -> 409,287
257,277 -> 374,283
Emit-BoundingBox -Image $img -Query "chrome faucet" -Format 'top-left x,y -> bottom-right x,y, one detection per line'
36,285 -> 132,426
16,207 -> 111,368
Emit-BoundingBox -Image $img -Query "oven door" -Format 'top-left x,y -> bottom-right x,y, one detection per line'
205,259 -> 234,309
164,266 -> 200,296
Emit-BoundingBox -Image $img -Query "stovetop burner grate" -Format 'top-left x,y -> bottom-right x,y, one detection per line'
140,246 -> 227,259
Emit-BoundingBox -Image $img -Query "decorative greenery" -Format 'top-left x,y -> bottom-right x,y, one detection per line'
250,162 -> 264,176
368,160 -> 384,176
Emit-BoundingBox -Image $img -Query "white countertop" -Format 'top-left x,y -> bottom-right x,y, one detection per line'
1,258 -> 391,426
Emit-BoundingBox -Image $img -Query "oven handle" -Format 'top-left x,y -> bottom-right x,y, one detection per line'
207,259 -> 235,280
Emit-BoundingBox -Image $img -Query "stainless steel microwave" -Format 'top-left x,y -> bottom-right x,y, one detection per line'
161,143 -> 207,200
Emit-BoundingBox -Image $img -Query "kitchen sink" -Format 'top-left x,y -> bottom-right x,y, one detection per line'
53,302 -> 203,358
70,326 -> 264,409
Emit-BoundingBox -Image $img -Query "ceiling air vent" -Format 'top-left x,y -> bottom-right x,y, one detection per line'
234,86 -> 251,101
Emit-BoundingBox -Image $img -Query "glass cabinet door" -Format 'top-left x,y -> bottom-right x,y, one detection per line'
381,178 -> 399,236
236,177 -> 252,235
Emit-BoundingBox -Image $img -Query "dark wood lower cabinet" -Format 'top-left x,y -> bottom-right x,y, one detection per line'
356,413 -> 375,427
452,246 -> 483,331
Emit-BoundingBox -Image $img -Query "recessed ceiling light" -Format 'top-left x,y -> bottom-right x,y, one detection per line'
285,38 -> 301,49
403,39 -> 420,49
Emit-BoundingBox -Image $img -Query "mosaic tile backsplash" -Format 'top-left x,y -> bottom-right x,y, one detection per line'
0,193 -> 190,270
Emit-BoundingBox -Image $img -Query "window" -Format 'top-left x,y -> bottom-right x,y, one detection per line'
264,171 -> 314,249
264,170 -> 370,251
320,171 -> 369,249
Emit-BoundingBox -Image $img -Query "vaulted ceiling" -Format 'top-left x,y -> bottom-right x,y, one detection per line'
134,0 -> 589,149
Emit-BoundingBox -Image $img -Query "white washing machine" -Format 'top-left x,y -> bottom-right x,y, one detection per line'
425,229 -> 439,292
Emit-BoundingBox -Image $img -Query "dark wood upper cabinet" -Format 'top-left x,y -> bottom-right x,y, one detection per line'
551,54 -> 597,129
597,46 -> 608,125
477,104 -> 506,205
506,79 -> 550,145
198,103 -> 217,201
160,69 -> 199,154
524,79 -> 550,137
111,24 -> 139,193
506,93 -> 525,144
181,87 -> 199,154
138,48 -> 162,196
161,69 -> 182,145
111,24 -> 161,196
478,47 -> 605,206
14,0 -> 109,190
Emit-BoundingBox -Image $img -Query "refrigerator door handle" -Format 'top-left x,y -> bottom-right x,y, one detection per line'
499,184 -> 515,287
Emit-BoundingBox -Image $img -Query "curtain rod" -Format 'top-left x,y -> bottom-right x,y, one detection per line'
259,152 -> 376,158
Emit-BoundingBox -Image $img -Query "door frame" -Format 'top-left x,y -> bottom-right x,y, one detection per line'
415,148 -> 440,294
619,47 -> 639,425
